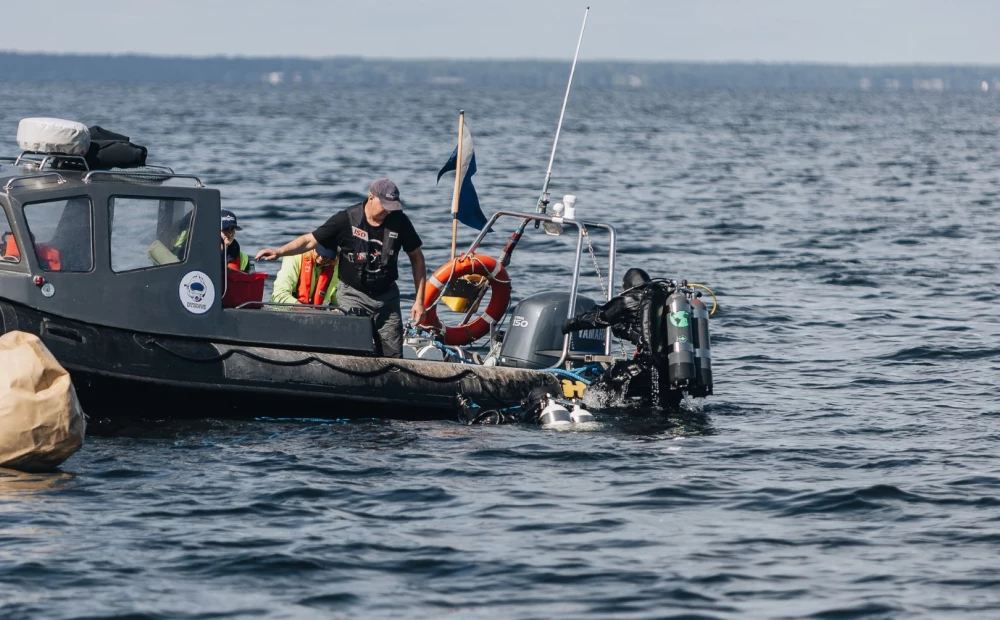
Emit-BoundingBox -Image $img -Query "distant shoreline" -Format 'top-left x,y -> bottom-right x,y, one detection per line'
3,52 -> 999,91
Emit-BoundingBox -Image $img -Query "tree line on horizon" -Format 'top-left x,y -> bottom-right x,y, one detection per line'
1,52 -> 999,91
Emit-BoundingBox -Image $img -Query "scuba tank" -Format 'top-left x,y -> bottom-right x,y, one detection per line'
664,288 -> 697,389
690,295 -> 713,397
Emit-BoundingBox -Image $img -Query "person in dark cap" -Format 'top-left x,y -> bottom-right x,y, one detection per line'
255,179 -> 425,358
221,209 -> 250,272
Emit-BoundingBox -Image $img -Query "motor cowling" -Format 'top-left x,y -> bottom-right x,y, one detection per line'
690,296 -> 713,397
499,292 -> 602,369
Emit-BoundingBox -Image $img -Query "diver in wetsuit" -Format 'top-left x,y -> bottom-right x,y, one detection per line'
561,268 -> 681,407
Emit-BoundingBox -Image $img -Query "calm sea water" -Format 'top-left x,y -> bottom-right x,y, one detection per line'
2,83 -> 1000,619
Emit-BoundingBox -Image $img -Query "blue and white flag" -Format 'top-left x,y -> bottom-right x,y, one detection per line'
437,119 -> 489,231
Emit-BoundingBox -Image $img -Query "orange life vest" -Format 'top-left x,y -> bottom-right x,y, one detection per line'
2,234 -> 20,260
36,243 -> 61,271
3,236 -> 61,270
296,255 -> 337,305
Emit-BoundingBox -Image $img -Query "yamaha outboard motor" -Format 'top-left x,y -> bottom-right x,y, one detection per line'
690,296 -> 713,397
499,292 -> 604,369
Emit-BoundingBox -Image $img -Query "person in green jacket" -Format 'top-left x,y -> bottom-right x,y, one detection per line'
270,244 -> 339,306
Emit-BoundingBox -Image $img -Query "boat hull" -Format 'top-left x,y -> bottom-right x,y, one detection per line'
0,302 -> 559,420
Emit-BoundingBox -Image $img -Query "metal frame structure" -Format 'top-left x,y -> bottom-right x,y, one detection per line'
83,170 -> 204,187
2,173 -> 68,193
13,152 -> 86,169
465,209 -> 617,368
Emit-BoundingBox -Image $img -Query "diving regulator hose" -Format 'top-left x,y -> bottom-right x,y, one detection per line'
687,283 -> 718,316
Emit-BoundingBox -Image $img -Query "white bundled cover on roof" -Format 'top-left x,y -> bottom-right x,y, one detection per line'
16,117 -> 91,155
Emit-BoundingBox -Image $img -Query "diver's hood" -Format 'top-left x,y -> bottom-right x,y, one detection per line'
622,268 -> 651,291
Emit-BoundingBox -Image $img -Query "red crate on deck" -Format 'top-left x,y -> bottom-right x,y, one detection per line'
222,269 -> 268,308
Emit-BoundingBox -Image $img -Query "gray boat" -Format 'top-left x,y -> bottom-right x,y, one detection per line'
0,119 -> 714,423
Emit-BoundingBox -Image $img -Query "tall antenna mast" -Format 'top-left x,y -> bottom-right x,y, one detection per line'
537,6 -> 589,214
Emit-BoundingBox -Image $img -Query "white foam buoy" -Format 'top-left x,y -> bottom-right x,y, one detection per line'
0,331 -> 86,472
539,398 -> 572,426
570,402 -> 594,423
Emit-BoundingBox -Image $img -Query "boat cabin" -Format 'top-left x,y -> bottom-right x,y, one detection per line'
0,157 -> 376,355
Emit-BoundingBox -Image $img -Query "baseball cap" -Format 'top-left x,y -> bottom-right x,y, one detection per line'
369,178 -> 403,212
221,209 -> 242,231
316,244 -> 337,258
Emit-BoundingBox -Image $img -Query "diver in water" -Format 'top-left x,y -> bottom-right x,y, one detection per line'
561,268 -> 681,408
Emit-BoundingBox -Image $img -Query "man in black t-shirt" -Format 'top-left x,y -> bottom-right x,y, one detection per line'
255,179 -> 426,358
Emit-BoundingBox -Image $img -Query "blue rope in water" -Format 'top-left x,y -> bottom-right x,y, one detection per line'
432,341 -> 478,364
568,363 -> 604,377
542,368 -> 592,385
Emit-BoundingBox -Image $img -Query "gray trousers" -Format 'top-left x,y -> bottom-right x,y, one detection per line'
337,281 -> 403,358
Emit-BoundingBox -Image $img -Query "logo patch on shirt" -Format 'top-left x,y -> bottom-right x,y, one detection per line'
352,226 -> 369,241
357,252 -> 367,261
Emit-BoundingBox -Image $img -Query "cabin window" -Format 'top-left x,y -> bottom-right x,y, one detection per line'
22,197 -> 94,272
109,197 -> 195,273
0,208 -> 18,264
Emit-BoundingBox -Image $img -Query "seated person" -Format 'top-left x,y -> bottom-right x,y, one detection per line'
47,197 -> 90,272
222,209 -> 250,272
170,211 -> 194,261
270,245 -> 339,306
1,232 -> 60,270
35,242 -> 61,271
1,232 -> 18,261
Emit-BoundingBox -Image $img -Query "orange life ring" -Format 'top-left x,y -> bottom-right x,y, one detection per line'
422,254 -> 511,346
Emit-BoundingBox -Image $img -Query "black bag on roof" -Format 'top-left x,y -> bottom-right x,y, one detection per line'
84,126 -> 148,170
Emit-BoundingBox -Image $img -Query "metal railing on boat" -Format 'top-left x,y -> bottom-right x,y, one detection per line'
83,170 -> 205,187
465,209 -> 618,369
2,173 -> 68,192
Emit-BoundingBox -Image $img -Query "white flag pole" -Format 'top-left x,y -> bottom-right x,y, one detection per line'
450,110 -> 465,262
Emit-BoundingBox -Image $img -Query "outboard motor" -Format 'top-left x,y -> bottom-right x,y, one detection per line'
690,295 -> 713,397
499,292 -> 604,369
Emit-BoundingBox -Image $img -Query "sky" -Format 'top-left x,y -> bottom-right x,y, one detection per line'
3,0 -> 998,64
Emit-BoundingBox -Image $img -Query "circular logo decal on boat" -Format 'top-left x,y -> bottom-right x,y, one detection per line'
178,270 -> 215,314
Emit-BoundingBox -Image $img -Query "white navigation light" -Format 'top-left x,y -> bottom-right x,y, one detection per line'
562,194 -> 577,220
16,118 -> 91,155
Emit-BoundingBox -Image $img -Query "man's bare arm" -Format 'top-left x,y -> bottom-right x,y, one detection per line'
255,233 -> 319,262
408,247 -> 427,324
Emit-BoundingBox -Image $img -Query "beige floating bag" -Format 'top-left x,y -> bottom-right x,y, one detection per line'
0,331 -> 86,472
